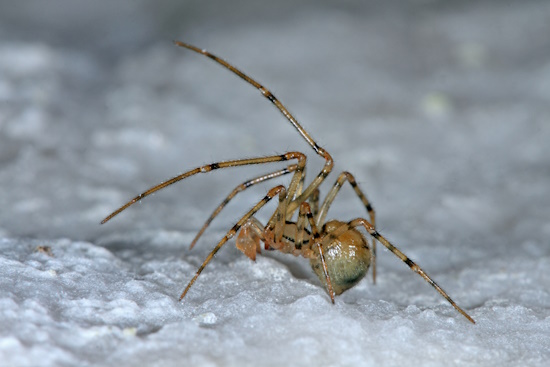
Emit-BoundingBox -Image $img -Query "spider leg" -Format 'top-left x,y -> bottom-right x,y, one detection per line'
101,152 -> 305,224
266,154 -> 307,225
273,182 -> 289,244
189,164 -> 298,250
287,156 -> 333,216
179,185 -> 287,300
309,188 -> 320,218
324,219 -> 475,324
316,171 -> 377,283
300,202 -> 335,303
295,203 -> 309,252
173,41 -> 332,160
173,40 -> 335,218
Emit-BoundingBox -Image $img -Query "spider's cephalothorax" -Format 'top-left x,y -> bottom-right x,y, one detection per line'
101,40 -> 475,324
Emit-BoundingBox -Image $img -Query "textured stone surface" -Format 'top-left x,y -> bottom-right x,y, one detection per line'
1,1 -> 549,366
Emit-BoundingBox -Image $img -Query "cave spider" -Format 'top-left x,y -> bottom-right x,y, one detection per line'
101,40 -> 475,324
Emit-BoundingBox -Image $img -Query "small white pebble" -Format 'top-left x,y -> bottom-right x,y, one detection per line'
193,312 -> 217,326
123,327 -> 137,337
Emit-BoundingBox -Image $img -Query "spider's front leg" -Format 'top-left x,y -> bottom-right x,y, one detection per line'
179,185 -> 288,300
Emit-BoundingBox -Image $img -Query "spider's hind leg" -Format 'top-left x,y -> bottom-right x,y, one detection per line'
316,171 -> 377,283
329,218 -> 476,324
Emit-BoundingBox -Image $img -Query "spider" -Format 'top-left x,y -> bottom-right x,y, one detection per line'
101,40 -> 475,324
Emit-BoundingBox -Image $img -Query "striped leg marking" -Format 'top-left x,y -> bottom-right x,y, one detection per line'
101,152 -> 305,224
173,40 -> 334,223
189,164 -> 298,249
179,185 -> 288,301
316,171 -> 377,283
324,218 -> 475,323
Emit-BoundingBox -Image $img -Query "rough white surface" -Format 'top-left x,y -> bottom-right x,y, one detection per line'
1,1 -> 550,366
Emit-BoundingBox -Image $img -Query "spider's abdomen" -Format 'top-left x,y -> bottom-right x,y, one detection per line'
310,220 -> 371,295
